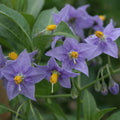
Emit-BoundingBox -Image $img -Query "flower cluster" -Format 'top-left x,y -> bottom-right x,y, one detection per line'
1,4 -> 120,101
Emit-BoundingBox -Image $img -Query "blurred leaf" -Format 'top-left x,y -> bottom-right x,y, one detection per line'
46,102 -> 67,120
53,21 -> 77,39
0,4 -> 32,50
43,0 -> 65,11
93,107 -> 116,120
32,7 -> 58,37
107,111 -> 120,120
35,79 -> 59,96
83,90 -> 97,120
33,35 -> 53,53
0,4 -> 30,34
0,103 -> 8,114
25,0 -> 44,18
21,12 -> 35,31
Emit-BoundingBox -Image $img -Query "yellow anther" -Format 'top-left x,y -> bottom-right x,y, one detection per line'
95,31 -> 104,38
70,51 -> 78,58
99,15 -> 106,21
9,52 -> 18,60
14,76 -> 22,85
50,73 -> 58,84
46,24 -> 57,31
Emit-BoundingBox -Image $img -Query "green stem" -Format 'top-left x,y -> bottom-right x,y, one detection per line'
81,67 -> 120,91
77,73 -> 81,89
77,91 -> 81,120
35,94 -> 71,98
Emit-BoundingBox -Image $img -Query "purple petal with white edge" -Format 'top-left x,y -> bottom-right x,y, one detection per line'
47,57 -> 60,70
45,46 -> 65,61
2,63 -> 16,81
13,49 -> 31,73
75,61 -> 89,76
63,38 -> 79,51
21,82 -> 36,101
103,39 -> 118,58
51,36 -> 63,48
7,82 -> 19,100
25,67 -> 46,84
59,78 -> 71,88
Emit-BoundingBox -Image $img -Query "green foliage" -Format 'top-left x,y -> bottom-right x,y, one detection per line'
25,0 -> 44,18
83,90 -> 97,120
0,103 -> 8,114
53,21 -> 78,39
35,79 -> 59,96
107,111 -> 120,120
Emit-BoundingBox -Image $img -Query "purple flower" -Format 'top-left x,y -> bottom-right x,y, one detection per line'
0,46 -> 7,78
92,15 -> 104,31
85,20 -> 120,60
46,38 -> 89,76
29,50 -> 38,62
108,78 -> 119,95
37,57 -> 78,92
2,49 -> 45,101
53,4 -> 93,39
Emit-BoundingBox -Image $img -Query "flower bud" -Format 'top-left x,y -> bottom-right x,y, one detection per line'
101,83 -> 108,96
71,87 -> 78,99
94,81 -> 101,92
108,78 -> 119,95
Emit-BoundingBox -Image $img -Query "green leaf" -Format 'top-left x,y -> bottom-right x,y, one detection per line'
33,35 -> 53,52
35,79 -> 59,96
32,7 -> 58,37
53,21 -> 77,39
83,90 -> 97,120
21,12 -> 35,31
46,102 -> 67,120
0,104 -> 8,114
25,0 -> 44,18
0,4 -> 32,50
93,108 -> 116,120
107,111 -> 120,120
0,4 -> 30,34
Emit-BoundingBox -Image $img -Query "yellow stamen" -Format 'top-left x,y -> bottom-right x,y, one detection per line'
50,73 -> 58,84
14,76 -> 22,85
95,31 -> 104,38
9,52 -> 18,60
70,51 -> 78,58
46,24 -> 57,31
99,15 -> 106,21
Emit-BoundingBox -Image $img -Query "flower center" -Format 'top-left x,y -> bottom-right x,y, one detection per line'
70,51 -> 78,58
95,31 -> 104,38
99,15 -> 105,21
9,52 -> 18,60
14,76 -> 22,85
50,73 -> 58,84
46,24 -> 57,31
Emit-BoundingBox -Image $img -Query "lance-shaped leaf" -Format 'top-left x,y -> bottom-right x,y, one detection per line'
0,4 -> 32,50
25,0 -> 44,18
0,104 -> 8,114
83,90 -> 97,120
107,111 -> 120,120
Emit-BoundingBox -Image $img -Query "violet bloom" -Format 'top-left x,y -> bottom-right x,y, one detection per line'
108,78 -> 119,95
0,45 -> 7,78
92,15 -> 104,31
37,57 -> 78,93
2,49 -> 45,101
85,20 -> 120,60
53,4 -> 93,39
46,38 -> 89,76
